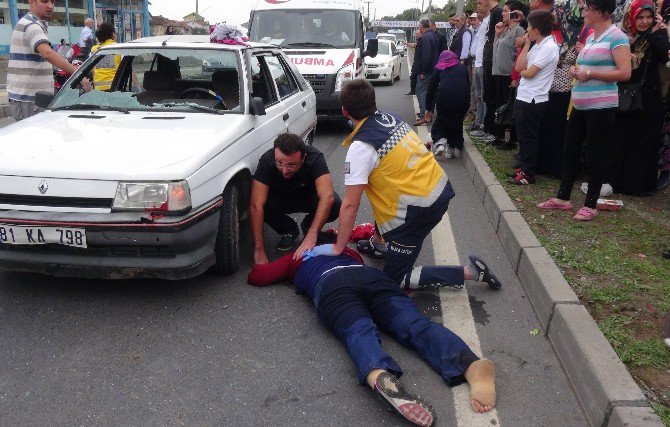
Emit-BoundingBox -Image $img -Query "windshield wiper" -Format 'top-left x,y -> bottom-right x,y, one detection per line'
156,102 -> 224,115
286,42 -> 336,48
51,104 -> 130,114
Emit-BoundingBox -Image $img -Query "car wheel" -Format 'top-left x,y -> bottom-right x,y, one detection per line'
395,63 -> 402,81
306,129 -> 315,146
214,184 -> 240,275
388,68 -> 394,86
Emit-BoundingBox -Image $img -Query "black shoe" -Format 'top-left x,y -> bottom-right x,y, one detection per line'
356,237 -> 387,259
276,233 -> 298,251
406,91 -> 416,96
497,142 -> 517,150
469,254 -> 502,290
373,372 -> 435,427
657,171 -> 670,191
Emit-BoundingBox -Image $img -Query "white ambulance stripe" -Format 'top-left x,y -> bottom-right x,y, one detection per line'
432,212 -> 500,426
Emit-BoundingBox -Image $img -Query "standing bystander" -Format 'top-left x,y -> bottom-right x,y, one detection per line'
470,1 -> 491,134
510,11 -> 560,185
482,0 -> 505,137
414,18 -> 441,126
7,0 -> 90,121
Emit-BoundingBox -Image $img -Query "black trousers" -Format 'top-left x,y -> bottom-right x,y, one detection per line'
515,99 -> 547,176
482,60 -> 496,134
410,72 -> 417,93
492,75 -> 515,142
264,190 -> 342,236
556,108 -> 617,208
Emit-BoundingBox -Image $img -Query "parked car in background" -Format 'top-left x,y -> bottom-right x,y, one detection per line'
364,39 -> 401,84
0,35 -> 317,280
377,32 -> 405,56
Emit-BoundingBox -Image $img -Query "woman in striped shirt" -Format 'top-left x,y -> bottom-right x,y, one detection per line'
537,0 -> 631,221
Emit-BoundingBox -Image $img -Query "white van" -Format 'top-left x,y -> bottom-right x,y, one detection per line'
248,0 -> 377,119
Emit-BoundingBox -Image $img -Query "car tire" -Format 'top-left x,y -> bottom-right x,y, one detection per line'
395,63 -> 401,81
388,68 -> 394,86
214,184 -> 240,275
306,129 -> 315,146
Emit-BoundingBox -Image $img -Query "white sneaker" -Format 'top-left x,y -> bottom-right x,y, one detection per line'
434,144 -> 445,156
444,146 -> 455,159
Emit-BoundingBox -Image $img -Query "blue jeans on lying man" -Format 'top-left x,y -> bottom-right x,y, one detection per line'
315,266 -> 478,385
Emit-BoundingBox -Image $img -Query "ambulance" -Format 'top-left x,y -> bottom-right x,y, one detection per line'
248,0 -> 377,119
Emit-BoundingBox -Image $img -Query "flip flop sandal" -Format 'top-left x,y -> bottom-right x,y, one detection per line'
537,199 -> 573,211
374,372 -> 436,427
469,254 -> 502,290
356,237 -> 387,259
573,206 -> 597,221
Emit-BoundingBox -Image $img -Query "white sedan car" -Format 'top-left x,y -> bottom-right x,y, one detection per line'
0,36 -> 316,280
364,39 -> 402,85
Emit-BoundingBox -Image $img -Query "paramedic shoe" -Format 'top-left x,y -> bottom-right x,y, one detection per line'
468,254 -> 502,290
276,233 -> 298,252
374,372 -> 435,427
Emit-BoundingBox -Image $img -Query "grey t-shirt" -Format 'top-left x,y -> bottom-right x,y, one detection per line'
492,24 -> 525,76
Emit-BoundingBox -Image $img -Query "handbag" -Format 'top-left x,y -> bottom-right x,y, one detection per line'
494,90 -> 515,128
618,56 -> 649,114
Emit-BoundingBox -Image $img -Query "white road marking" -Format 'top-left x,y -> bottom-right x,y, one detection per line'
407,50 -> 501,425
432,212 -> 500,426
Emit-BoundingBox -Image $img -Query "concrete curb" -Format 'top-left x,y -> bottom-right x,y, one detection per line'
458,134 -> 663,426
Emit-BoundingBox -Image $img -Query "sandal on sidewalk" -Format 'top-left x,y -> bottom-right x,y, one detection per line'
357,237 -> 387,259
537,199 -> 573,211
573,206 -> 597,221
414,118 -> 430,126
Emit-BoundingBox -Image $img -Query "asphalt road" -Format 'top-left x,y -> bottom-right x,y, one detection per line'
0,66 -> 589,426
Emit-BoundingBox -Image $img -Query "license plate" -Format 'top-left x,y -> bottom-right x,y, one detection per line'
0,224 -> 87,248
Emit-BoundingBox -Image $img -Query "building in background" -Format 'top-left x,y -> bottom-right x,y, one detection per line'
0,0 -> 150,56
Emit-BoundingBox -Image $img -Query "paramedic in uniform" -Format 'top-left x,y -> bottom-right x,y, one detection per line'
303,79 -> 501,291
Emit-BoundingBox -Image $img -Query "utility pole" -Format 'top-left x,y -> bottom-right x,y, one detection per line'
363,1 -> 373,22
428,0 -> 433,16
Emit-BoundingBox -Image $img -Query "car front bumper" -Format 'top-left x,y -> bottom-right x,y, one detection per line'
365,65 -> 393,81
0,200 -> 222,280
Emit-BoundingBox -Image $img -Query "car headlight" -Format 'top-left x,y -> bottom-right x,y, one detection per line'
203,60 -> 211,67
112,181 -> 191,213
334,64 -> 355,92
384,62 -> 392,68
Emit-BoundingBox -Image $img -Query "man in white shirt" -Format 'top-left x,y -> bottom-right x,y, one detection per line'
78,18 -> 94,48
467,12 -> 482,117
509,10 -> 559,185
468,0 -> 490,133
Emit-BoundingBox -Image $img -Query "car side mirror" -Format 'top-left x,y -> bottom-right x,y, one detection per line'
35,91 -> 55,109
250,97 -> 266,116
363,39 -> 378,58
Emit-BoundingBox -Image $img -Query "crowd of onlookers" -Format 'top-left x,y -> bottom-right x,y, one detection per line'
409,0 -> 670,222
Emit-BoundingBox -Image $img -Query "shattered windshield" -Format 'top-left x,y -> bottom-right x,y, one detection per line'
51,47 -> 243,114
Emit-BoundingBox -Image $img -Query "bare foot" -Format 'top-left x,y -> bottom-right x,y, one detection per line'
464,358 -> 496,413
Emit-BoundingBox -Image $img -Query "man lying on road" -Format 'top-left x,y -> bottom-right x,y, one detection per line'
247,248 -> 499,426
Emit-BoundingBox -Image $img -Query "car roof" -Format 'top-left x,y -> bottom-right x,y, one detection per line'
116,35 -> 274,50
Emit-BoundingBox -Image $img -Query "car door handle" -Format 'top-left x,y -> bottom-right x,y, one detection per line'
283,113 -> 290,121
301,101 -> 306,107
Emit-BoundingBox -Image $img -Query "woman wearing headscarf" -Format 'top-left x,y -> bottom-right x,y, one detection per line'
606,0 -> 670,195
423,50 -> 471,159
